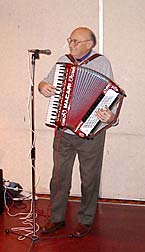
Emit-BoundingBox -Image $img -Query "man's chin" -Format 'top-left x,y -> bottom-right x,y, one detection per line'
70,50 -> 77,58
70,51 -> 82,59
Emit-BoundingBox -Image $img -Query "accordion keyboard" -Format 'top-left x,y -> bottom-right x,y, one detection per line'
45,63 -> 66,127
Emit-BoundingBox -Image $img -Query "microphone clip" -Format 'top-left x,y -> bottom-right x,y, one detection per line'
32,49 -> 40,60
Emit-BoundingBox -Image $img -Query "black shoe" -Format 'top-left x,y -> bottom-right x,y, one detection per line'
40,221 -> 65,234
72,223 -> 92,238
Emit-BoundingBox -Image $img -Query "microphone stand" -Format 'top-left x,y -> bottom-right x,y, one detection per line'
30,50 -> 39,241
5,51 -> 40,247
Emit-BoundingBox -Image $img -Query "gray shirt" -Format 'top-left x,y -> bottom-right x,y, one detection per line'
43,50 -> 114,84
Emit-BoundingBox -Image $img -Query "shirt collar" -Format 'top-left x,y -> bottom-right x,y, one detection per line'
76,50 -> 92,63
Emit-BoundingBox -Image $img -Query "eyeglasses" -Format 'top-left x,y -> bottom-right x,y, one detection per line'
67,38 -> 91,46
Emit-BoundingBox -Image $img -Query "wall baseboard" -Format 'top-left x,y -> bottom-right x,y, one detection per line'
36,193 -> 145,206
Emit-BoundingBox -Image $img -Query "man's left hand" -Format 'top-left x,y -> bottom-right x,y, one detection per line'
96,106 -> 115,124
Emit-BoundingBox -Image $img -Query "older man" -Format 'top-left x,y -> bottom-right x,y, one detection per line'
38,27 -> 116,238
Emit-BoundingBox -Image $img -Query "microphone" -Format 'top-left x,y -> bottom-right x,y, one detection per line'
28,49 -> 51,55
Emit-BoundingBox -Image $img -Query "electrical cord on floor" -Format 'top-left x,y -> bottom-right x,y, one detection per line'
4,188 -> 40,240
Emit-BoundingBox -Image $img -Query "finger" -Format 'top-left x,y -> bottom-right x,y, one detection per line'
96,112 -> 106,122
41,91 -> 51,97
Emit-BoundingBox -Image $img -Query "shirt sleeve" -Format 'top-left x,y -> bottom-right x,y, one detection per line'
42,64 -> 56,84
103,60 -> 114,80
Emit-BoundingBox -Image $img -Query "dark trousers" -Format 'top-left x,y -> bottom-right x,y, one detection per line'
50,129 -> 106,225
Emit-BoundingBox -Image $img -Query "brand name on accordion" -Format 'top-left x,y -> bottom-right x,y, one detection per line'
61,67 -> 75,125
61,83 -> 71,125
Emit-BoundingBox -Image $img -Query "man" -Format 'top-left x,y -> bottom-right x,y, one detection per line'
38,27 -> 116,238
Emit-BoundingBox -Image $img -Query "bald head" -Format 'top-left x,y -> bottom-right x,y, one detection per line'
71,27 -> 97,48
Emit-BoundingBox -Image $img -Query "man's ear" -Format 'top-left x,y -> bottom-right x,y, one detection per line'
87,40 -> 94,49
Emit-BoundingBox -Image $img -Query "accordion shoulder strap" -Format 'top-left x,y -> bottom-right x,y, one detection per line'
81,53 -> 102,65
66,54 -> 76,64
66,53 -> 102,65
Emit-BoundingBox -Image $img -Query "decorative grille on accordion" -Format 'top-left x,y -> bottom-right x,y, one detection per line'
45,62 -> 126,138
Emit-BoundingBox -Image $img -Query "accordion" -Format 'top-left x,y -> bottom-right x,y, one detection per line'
45,62 -> 126,138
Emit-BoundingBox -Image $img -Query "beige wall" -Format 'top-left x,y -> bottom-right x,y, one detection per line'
0,0 -> 145,200
101,0 -> 145,200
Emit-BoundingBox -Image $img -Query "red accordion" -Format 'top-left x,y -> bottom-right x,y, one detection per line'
45,62 -> 126,138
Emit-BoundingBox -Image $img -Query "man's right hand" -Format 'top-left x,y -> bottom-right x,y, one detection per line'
38,82 -> 56,98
